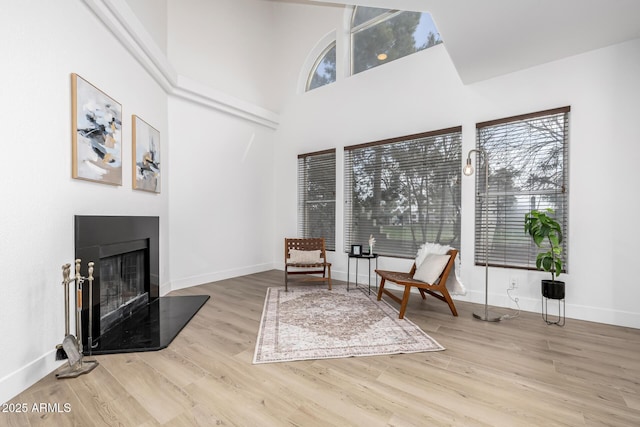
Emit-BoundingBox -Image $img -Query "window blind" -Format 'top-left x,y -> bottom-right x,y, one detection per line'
297,149 -> 336,250
344,127 -> 462,258
474,106 -> 570,271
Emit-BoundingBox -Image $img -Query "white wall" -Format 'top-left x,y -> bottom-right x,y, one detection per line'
467,40 -> 640,327
125,0 -> 168,53
167,0 -> 276,111
168,96 -> 276,289
164,0 -> 279,289
0,0 -> 169,404
272,3 -> 640,328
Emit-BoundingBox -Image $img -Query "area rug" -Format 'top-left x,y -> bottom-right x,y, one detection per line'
252,285 -> 444,364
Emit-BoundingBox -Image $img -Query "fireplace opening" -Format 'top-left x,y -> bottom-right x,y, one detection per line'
99,246 -> 148,336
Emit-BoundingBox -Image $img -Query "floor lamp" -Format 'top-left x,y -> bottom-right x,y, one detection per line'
464,149 -> 502,322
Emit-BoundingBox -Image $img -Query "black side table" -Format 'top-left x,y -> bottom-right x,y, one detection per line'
347,253 -> 378,294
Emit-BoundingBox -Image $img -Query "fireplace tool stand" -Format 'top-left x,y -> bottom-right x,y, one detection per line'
56,259 -> 99,379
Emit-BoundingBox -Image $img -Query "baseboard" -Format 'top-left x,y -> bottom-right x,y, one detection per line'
328,268 -> 640,329
455,291 -> 640,329
567,303 -> 640,328
169,263 -> 274,291
0,349 -> 66,405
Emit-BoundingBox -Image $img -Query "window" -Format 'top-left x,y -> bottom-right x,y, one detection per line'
344,127 -> 462,257
298,149 -> 336,250
307,42 -> 337,91
351,6 -> 442,75
473,107 -> 570,271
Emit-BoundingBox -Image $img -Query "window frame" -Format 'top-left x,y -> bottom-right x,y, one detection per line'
349,6 -> 442,76
344,127 -> 462,258
306,41 -> 337,92
297,149 -> 336,251
351,8 -> 400,33
472,106 -> 570,272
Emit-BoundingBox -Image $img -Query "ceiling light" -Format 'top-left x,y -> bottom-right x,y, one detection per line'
377,53 -> 387,61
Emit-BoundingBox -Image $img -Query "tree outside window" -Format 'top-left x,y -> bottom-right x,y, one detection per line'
474,107 -> 570,270
351,7 -> 442,75
344,128 -> 461,257
307,42 -> 336,91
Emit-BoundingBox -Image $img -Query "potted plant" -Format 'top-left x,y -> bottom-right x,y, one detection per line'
524,208 -> 565,299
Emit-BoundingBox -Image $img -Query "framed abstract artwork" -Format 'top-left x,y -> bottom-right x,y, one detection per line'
132,115 -> 161,193
71,73 -> 122,185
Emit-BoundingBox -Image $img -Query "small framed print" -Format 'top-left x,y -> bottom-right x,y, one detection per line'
132,115 -> 161,193
350,245 -> 362,256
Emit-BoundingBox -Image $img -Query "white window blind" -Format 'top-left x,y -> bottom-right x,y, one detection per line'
474,106 -> 570,270
297,149 -> 336,250
344,127 -> 462,257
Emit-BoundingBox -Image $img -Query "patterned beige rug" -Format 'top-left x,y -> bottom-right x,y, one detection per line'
253,285 -> 444,364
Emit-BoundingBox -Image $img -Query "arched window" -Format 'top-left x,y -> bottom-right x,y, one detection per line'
306,42 -> 337,91
351,6 -> 442,75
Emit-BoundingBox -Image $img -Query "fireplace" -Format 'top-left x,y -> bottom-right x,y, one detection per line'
75,215 -> 208,354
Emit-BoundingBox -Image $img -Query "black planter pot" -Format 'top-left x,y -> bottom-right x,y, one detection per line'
541,280 -> 565,300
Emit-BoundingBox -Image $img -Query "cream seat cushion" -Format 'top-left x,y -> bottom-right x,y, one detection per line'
288,249 -> 323,264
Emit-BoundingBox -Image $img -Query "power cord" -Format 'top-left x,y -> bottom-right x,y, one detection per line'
500,284 -> 521,320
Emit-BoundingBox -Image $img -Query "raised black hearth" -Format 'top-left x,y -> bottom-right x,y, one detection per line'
75,215 -> 208,354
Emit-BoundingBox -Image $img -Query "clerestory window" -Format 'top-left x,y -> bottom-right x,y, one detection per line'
306,42 -> 337,91
350,6 -> 442,75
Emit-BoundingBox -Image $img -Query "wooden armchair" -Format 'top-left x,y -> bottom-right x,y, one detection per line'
284,238 -> 332,291
375,249 -> 458,319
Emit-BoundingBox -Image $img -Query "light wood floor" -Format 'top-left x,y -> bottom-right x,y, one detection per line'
3,270 -> 640,426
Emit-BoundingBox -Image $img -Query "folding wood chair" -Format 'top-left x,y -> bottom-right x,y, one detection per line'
375,249 -> 458,319
284,238 -> 332,291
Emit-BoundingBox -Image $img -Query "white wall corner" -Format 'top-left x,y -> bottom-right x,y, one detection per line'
83,0 -> 176,91
172,75 -> 280,130
159,281 -> 172,297
83,0 -> 280,129
170,263 -> 276,291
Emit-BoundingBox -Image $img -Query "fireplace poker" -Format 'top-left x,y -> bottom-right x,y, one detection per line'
75,259 -> 83,355
55,263 -> 72,360
87,261 -> 95,355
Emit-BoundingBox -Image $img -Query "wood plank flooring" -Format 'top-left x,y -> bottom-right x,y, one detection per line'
3,270 -> 640,426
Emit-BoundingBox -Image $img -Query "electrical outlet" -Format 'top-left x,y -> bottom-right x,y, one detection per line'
510,277 -> 518,289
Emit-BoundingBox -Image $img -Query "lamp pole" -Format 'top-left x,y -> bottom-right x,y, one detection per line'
464,149 -> 501,322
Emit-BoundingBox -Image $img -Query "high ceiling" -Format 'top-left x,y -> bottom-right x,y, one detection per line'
309,0 -> 640,83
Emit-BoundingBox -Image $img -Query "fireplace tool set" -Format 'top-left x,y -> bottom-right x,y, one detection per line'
55,259 -> 99,379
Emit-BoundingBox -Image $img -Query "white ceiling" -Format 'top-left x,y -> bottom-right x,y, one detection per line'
309,0 -> 640,83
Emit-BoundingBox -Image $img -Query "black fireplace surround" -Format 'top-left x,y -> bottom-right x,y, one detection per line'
75,215 -> 209,354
